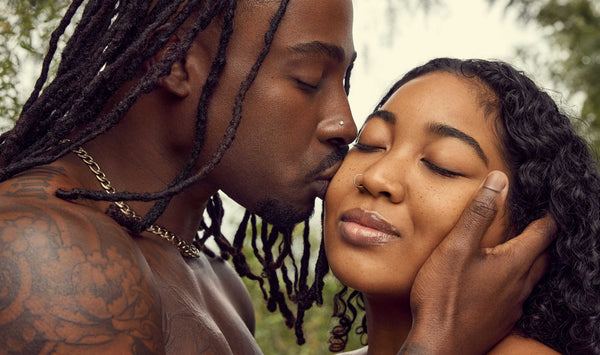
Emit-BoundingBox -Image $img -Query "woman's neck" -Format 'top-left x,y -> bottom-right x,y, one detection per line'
363,294 -> 412,355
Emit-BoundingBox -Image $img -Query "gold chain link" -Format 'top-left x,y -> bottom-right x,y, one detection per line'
71,146 -> 201,258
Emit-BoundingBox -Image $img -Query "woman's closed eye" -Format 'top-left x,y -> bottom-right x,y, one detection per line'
353,142 -> 385,152
421,159 -> 462,178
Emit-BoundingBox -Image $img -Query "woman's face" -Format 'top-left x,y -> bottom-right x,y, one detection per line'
324,71 -> 511,297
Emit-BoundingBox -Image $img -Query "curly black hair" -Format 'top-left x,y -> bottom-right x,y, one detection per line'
330,58 -> 600,354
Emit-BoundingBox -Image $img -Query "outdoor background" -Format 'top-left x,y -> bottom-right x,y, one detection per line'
1,0 -> 599,353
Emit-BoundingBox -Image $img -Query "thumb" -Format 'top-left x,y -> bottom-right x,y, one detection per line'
445,170 -> 509,251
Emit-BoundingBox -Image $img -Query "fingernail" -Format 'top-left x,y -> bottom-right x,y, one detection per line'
483,171 -> 507,192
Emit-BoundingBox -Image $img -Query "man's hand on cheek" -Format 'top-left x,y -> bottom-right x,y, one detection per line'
400,170 -> 557,355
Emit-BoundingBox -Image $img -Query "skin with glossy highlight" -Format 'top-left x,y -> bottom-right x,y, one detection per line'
325,72 -> 557,354
327,72 -> 510,295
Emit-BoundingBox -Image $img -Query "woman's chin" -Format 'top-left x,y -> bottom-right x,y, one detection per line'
331,269 -> 412,298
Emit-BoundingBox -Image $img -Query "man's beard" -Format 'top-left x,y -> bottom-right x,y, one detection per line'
255,198 -> 315,228
253,145 -> 347,228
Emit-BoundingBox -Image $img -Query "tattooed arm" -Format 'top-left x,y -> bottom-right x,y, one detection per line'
0,169 -> 165,354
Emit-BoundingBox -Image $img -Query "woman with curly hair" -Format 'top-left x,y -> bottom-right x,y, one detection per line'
324,57 -> 600,354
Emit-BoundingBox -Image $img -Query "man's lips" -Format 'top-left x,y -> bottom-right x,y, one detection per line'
339,208 -> 400,245
314,177 -> 331,200
315,159 -> 342,181
310,146 -> 349,177
314,160 -> 343,199
311,146 -> 348,199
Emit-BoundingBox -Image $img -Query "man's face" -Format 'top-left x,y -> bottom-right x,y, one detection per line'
199,0 -> 357,227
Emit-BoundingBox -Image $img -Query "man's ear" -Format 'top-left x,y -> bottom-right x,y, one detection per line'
144,29 -> 192,98
156,58 -> 191,98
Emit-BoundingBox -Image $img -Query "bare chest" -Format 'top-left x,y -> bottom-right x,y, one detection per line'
147,253 -> 262,355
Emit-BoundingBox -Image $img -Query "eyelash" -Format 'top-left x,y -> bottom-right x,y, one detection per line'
353,142 -> 383,152
355,143 -> 461,178
421,159 -> 462,178
354,142 -> 463,178
295,79 -> 319,92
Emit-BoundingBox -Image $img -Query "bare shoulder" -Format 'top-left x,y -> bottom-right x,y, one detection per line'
340,346 -> 368,354
0,166 -> 165,354
488,334 -> 560,354
206,255 -> 256,333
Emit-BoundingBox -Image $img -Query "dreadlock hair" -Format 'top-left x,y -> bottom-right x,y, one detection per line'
0,0 -> 330,345
329,58 -> 600,354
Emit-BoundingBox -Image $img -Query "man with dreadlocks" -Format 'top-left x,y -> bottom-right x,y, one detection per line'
0,0 -> 556,354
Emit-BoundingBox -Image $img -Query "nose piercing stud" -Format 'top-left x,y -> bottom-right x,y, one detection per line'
353,174 -> 365,191
339,121 -> 345,126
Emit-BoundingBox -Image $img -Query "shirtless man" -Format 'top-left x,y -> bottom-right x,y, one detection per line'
0,0 -> 555,353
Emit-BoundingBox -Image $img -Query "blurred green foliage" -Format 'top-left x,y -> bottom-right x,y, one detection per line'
0,0 -> 69,123
495,0 -> 600,147
243,272 -> 360,354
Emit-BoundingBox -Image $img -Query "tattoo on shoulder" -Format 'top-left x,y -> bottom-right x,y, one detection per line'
0,207 -> 163,353
3,166 -> 68,200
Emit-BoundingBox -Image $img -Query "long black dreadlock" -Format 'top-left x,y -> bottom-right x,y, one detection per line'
0,0 -> 331,345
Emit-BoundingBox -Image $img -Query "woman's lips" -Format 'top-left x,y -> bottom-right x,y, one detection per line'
339,208 -> 400,246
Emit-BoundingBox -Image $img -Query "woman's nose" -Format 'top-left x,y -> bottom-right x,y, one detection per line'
353,167 -> 405,204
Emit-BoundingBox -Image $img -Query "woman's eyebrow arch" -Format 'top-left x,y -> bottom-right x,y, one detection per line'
365,109 -> 396,124
428,122 -> 489,166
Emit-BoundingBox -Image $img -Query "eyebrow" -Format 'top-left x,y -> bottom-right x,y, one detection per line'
287,41 -> 348,63
364,110 -> 489,166
365,109 -> 396,124
428,122 -> 489,166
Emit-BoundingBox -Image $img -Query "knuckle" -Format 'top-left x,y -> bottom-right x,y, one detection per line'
436,239 -> 470,261
467,196 -> 497,220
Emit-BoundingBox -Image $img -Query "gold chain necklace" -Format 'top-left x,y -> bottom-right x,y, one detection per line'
71,146 -> 201,258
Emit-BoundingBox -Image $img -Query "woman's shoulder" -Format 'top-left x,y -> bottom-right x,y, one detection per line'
488,334 -> 560,354
339,346 -> 368,355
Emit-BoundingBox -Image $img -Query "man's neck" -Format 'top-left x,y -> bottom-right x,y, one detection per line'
65,128 -> 216,246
